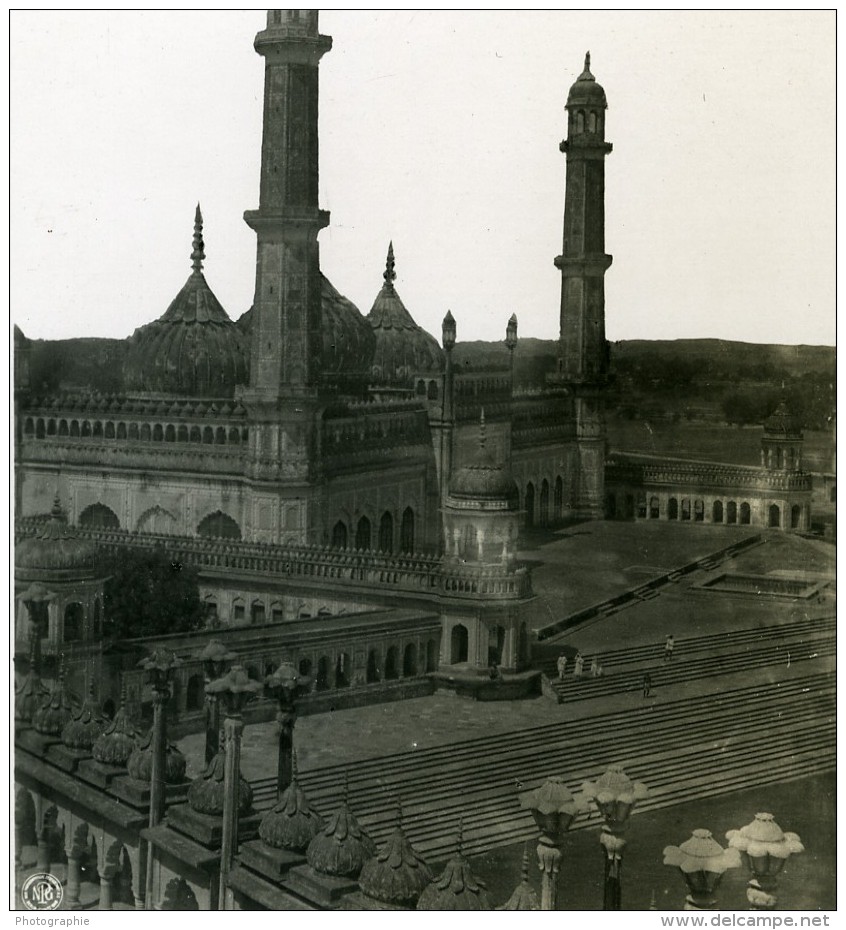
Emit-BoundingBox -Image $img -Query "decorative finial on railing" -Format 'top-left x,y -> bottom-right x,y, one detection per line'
292,749 -> 299,780
457,816 -> 465,856
521,841 -> 531,882
343,768 -> 350,807
191,204 -> 205,274
585,51 -> 591,73
479,408 -> 487,450
384,241 -> 396,288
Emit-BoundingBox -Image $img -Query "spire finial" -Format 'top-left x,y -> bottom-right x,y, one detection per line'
383,241 -> 396,288
457,816 -> 464,856
479,408 -> 487,451
292,749 -> 299,780
343,768 -> 350,807
191,203 -> 205,274
521,841 -> 530,881
585,51 -> 591,72
395,794 -> 403,829
50,495 -> 63,520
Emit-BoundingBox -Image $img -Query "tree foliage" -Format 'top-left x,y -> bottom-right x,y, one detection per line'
102,546 -> 204,640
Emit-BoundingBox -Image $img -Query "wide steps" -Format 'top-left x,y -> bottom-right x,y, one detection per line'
249,675 -> 834,860
546,635 -> 835,702
539,614 -> 835,674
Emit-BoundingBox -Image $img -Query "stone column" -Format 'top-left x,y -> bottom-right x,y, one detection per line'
219,713 -> 244,911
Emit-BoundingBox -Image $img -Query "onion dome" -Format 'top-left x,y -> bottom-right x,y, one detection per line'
60,682 -> 105,750
123,206 -> 249,397
567,52 -> 607,108
497,845 -> 540,911
259,753 -> 324,851
16,497 -> 98,581
92,684 -> 140,766
447,411 -> 518,508
417,823 -> 491,911
359,803 -> 433,908
127,728 -> 188,784
33,660 -> 76,736
14,637 -> 48,725
187,741 -> 253,816
366,243 -> 444,386
764,402 -> 803,438
306,773 -> 376,877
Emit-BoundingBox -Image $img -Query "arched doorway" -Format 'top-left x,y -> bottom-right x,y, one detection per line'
426,639 -> 438,672
63,602 -> 83,642
668,498 -> 679,520
539,480 -> 550,527
768,504 -> 781,528
791,504 -> 802,529
379,512 -> 393,553
250,600 -> 266,624
488,625 -> 505,667
384,646 -> 399,680
450,624 -> 469,664
740,502 -> 751,525
366,650 -> 380,683
79,503 -> 120,530
316,656 -> 331,691
331,521 -> 348,549
694,499 -> 704,522
713,500 -> 724,523
681,499 -> 691,521
197,511 -> 241,540
525,483 -> 535,529
554,476 -> 563,521
649,497 -> 660,519
355,516 -> 371,551
400,507 -> 415,553
726,501 -> 737,524
403,643 -> 417,677
335,653 -> 350,688
299,658 -> 313,679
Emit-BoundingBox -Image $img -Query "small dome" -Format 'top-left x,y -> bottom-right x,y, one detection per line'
127,729 -> 187,784
417,852 -> 492,911
92,687 -> 140,766
124,206 -> 249,397
61,684 -> 105,750
764,402 -> 802,438
306,788 -> 377,878
448,414 -> 518,507
567,53 -> 607,108
16,498 -> 98,580
367,243 -> 444,385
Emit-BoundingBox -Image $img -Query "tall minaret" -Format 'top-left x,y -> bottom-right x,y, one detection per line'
241,10 -> 332,482
555,53 -> 612,517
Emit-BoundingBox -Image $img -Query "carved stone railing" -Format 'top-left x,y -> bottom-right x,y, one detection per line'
14,521 -> 533,602
606,453 -> 812,493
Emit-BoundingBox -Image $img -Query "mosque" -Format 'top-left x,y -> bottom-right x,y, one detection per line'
13,11 -> 822,912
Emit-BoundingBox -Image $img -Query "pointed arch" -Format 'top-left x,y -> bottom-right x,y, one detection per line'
79,502 -> 120,529
540,479 -> 550,527
197,510 -> 241,540
378,511 -> 393,553
331,520 -> 348,549
135,505 -> 178,535
525,482 -> 535,529
400,506 -> 415,553
355,515 -> 371,551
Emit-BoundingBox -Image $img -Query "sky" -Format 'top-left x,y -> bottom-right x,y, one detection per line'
10,10 -> 836,348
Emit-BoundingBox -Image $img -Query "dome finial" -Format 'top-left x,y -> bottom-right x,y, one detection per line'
191,203 -> 205,274
384,241 -> 396,288
578,51 -> 595,82
585,51 -> 591,72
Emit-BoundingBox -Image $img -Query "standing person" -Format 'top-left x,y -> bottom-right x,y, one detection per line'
664,634 -> 675,663
573,652 -> 584,678
556,653 -> 568,680
642,672 -> 652,698
590,656 -> 599,678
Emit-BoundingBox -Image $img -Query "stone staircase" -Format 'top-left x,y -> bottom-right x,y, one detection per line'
250,670 -> 835,863
541,617 -> 835,703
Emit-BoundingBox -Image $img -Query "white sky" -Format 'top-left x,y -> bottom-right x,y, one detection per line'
10,10 -> 836,347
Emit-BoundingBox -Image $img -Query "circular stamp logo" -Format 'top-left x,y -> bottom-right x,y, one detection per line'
20,872 -> 64,910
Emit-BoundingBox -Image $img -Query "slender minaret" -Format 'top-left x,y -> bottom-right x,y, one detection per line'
555,53 -> 612,518
241,11 -> 332,482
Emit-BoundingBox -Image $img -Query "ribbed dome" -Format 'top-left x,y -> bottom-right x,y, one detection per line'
567,53 -> 607,107
367,244 -> 444,385
124,207 -> 249,397
16,498 -> 98,580
235,275 -> 375,387
764,402 -> 802,438
448,414 -> 518,507
319,276 -> 377,383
